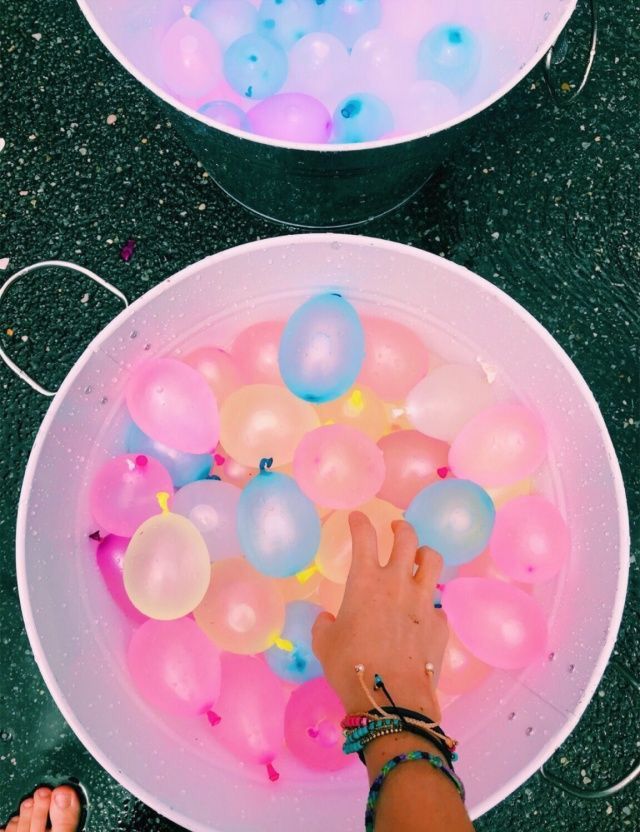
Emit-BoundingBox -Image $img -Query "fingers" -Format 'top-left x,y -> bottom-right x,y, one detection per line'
386,520 -> 419,573
347,511 -> 379,575
414,546 -> 444,596
29,788 -> 52,832
311,610 -> 335,662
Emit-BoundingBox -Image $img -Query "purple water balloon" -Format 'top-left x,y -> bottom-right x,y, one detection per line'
248,93 -> 332,143
96,535 -> 147,624
199,100 -> 249,130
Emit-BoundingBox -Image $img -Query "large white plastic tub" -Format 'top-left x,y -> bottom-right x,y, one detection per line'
16,235 -> 629,830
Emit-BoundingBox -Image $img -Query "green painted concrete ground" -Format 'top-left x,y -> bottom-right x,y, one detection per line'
0,0 -> 638,829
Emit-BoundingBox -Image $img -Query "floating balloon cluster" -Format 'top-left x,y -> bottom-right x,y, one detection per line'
125,0 -> 488,143
89,291 -> 569,779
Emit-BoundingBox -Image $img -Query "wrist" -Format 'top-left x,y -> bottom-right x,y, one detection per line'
362,731 -> 446,784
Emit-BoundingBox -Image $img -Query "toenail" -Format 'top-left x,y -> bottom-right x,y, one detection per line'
54,791 -> 71,809
21,798 -> 33,809
36,788 -> 51,799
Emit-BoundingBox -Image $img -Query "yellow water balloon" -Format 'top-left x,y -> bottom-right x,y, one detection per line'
317,386 -> 391,441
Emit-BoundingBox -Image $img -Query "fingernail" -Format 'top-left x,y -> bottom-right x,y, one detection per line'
54,791 -> 71,809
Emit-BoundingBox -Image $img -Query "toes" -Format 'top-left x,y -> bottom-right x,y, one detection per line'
7,818 -> 19,829
49,787 -> 81,832
29,788 -> 52,832
17,798 -> 33,832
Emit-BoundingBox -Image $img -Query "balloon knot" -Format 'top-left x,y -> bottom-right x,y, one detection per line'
275,636 -> 294,653
307,727 -> 320,739
156,491 -> 171,514
214,453 -> 226,466
436,583 -> 446,592
437,467 -> 449,479
296,563 -> 318,584
266,762 -> 280,782
207,710 -> 221,727
348,388 -> 364,413
135,454 -> 148,468
259,457 -> 274,473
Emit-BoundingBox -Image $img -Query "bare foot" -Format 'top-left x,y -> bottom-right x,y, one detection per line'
1,785 -> 81,832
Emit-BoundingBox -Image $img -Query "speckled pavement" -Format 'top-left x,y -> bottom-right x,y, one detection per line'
0,1 -> 638,830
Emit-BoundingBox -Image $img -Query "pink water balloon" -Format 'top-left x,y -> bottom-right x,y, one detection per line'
214,445 -> 258,488
159,17 -> 222,100
449,403 -> 547,487
194,557 -> 285,654
95,534 -> 147,624
230,320 -> 284,384
90,453 -> 173,537
248,93 -> 332,143
490,495 -> 570,583
438,629 -> 491,696
405,364 -> 493,443
128,617 -> 221,717
214,653 -> 287,781
126,358 -> 219,454
294,424 -> 385,510
183,346 -> 244,404
377,429 -> 449,509
441,578 -> 547,669
359,316 -> 429,402
457,546 -> 527,587
285,677 -> 352,771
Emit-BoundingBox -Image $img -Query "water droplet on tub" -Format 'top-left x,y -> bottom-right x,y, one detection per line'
130,331 -> 138,339
0,729 -> 12,741
568,664 -> 575,673
526,727 -> 534,736
144,343 -> 152,351
508,712 -> 516,720
84,385 -> 92,394
548,651 -> 556,661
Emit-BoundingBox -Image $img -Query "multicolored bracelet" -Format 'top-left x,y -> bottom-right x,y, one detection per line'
365,751 -> 466,832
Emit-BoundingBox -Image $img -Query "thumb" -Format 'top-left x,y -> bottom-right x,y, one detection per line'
312,611 -> 335,661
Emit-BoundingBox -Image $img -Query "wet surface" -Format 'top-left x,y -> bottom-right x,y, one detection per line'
0,0 -> 638,829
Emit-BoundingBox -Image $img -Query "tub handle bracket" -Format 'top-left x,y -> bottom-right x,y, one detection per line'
0,260 -> 128,397
544,0 -> 599,106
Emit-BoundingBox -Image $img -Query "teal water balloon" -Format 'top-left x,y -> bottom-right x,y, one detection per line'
405,479 -> 495,567
258,0 -> 321,50
279,293 -> 365,402
199,100 -> 250,130
265,600 -> 324,683
320,0 -> 382,49
237,460 -> 321,577
224,33 -> 288,100
125,422 -> 212,488
332,93 -> 393,143
417,24 -> 481,92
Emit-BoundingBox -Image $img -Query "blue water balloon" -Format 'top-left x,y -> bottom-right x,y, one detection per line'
258,0 -> 321,50
332,93 -> 393,143
237,460 -> 321,577
279,292 -> 365,402
224,33 -> 288,100
265,600 -> 324,683
405,479 -> 495,567
199,100 -> 250,130
417,24 -> 481,92
192,0 -> 258,50
320,0 -> 382,49
125,422 -> 212,488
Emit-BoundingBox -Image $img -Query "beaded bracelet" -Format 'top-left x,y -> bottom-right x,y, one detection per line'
365,751 -> 466,832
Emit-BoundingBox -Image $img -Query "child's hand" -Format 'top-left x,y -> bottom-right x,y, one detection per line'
312,512 -> 448,719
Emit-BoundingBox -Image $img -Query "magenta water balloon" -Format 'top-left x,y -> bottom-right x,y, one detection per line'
248,93 -> 332,143
279,293 -> 365,402
128,617 -> 221,716
159,17 -> 222,100
490,495 -> 570,583
172,479 -> 242,562
96,535 -> 147,624
89,453 -> 173,537
214,653 -> 287,779
285,677 -> 352,771
449,402 -> 547,487
126,358 -> 220,454
441,577 -> 547,669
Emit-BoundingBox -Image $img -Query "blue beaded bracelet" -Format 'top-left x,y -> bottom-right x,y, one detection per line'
365,750 -> 466,831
